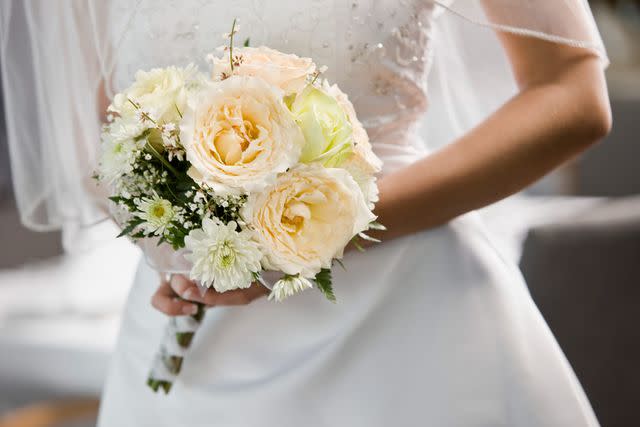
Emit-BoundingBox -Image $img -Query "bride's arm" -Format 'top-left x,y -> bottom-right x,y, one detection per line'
374,33 -> 611,241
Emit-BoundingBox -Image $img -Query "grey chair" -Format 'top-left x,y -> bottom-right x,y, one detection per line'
520,196 -> 640,427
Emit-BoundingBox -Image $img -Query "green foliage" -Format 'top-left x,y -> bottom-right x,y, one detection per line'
147,377 -> 173,394
350,236 -> 365,252
357,232 -> 380,243
117,218 -> 144,238
175,332 -> 195,348
368,221 -> 386,231
109,137 -> 204,249
314,268 -> 336,303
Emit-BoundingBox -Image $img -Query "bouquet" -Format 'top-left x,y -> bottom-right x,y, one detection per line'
96,20 -> 383,393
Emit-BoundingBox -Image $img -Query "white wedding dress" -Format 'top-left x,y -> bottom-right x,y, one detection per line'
0,0 -> 605,426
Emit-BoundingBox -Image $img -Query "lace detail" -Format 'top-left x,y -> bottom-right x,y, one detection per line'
103,0 -> 439,173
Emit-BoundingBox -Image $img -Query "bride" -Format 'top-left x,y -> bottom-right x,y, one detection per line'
1,1 -> 611,426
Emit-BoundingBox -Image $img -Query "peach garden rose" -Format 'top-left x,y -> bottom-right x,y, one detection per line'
180,75 -> 304,194
212,46 -> 316,95
242,164 -> 376,278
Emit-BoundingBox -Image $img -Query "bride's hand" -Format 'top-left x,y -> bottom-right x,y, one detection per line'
151,275 -> 269,316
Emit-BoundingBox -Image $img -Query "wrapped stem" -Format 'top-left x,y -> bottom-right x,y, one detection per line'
147,302 -> 206,394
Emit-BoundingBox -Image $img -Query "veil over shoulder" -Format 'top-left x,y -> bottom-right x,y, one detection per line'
425,0 -> 608,151
1,0 -> 607,248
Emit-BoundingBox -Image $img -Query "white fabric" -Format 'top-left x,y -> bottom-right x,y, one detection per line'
100,214 -> 599,426
0,1 -> 110,248
82,1 -> 605,425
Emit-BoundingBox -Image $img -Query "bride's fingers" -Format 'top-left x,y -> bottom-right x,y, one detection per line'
208,283 -> 269,306
152,279 -> 199,316
168,275 -> 268,306
169,275 -> 205,303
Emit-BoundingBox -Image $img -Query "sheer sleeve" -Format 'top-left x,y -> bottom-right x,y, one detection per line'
0,0 -> 111,247
423,0 -> 608,150
437,0 -> 606,57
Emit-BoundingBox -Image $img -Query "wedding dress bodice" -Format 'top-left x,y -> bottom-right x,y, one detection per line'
107,0 -> 441,174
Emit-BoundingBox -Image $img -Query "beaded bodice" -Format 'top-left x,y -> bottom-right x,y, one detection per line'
105,0 -> 442,172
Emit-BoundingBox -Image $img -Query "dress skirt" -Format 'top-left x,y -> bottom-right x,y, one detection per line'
97,212 -> 598,426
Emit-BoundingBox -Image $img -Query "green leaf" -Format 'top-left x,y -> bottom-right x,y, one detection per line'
108,195 -> 135,210
134,128 -> 151,142
334,258 -> 346,271
368,221 -> 387,231
358,232 -> 381,243
192,303 -> 206,322
175,332 -> 194,348
174,176 -> 197,192
117,218 -> 144,238
146,377 -> 173,394
144,140 -> 183,178
313,268 -> 336,303
243,37 -> 250,47
350,236 -> 365,252
162,355 -> 183,375
159,381 -> 172,394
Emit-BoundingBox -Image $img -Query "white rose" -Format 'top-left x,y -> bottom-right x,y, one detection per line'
324,82 -> 382,208
341,154 -> 380,209
212,46 -> 316,95
289,85 -> 354,167
324,82 -> 382,173
242,164 -> 376,277
110,64 -> 204,124
181,76 -> 304,194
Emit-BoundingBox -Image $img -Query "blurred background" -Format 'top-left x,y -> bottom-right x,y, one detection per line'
0,1 -> 639,426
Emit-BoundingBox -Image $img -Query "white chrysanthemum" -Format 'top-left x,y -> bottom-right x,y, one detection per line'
268,275 -> 313,302
184,219 -> 263,292
135,195 -> 175,235
98,119 -> 146,183
110,64 -> 204,124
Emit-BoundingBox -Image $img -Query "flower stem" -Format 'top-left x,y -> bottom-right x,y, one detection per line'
229,18 -> 237,72
145,141 -> 181,178
147,302 -> 206,394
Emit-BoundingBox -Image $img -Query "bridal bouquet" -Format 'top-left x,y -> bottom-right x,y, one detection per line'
96,21 -> 383,393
